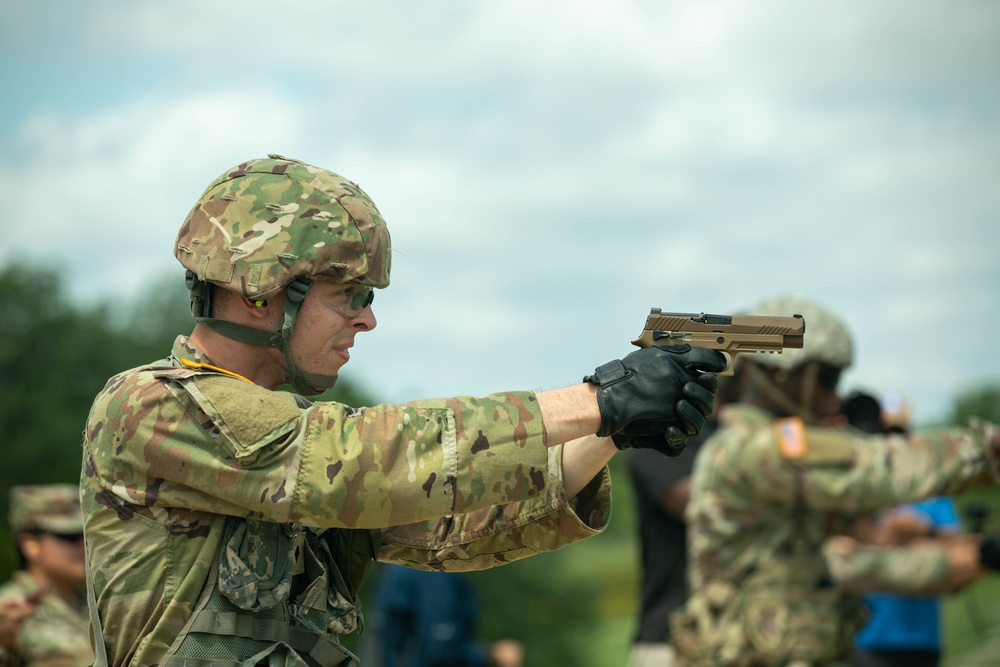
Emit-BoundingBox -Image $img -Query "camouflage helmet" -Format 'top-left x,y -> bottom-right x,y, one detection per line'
747,295 -> 853,371
8,484 -> 83,535
175,154 -> 391,299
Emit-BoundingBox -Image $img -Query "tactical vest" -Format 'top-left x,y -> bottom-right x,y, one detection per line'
160,517 -> 378,667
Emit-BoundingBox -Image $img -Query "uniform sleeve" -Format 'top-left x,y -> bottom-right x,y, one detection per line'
378,455 -> 611,570
736,419 -> 1000,513
822,537 -> 951,595
85,369 -> 565,530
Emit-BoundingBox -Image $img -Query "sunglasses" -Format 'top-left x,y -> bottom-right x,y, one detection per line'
323,283 -> 376,318
817,364 -> 842,392
43,532 -> 84,544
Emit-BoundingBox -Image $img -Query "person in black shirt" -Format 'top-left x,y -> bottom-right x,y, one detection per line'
627,424 -> 715,667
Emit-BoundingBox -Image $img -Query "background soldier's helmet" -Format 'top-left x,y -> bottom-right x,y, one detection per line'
8,484 -> 83,535
748,295 -> 853,371
175,154 -> 391,299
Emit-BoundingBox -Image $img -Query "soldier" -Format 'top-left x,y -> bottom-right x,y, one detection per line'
628,371 -> 745,667
0,485 -> 94,667
81,155 -> 725,666
669,295 -> 1000,667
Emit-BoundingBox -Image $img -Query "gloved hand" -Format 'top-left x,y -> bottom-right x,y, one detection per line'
584,345 -> 727,453
611,371 -> 720,456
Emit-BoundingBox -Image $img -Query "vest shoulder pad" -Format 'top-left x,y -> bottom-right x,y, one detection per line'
190,374 -> 302,463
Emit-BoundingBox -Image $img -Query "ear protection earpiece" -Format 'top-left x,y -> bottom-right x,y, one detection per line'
254,299 -> 268,308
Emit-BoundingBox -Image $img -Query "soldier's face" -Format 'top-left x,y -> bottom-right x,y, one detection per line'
289,281 -> 378,382
24,532 -> 86,587
784,363 -> 843,421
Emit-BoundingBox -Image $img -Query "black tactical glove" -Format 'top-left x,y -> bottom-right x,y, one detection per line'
980,532 -> 1000,571
584,345 -> 727,454
611,371 -> 720,456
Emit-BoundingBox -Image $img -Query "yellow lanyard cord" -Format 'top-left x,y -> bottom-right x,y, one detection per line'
179,358 -> 254,385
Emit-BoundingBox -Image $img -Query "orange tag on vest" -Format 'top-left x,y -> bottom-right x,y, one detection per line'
775,417 -> 808,459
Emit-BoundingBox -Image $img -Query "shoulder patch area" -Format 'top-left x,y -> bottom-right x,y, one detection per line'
775,418 -> 855,466
191,375 -> 302,463
775,418 -> 808,460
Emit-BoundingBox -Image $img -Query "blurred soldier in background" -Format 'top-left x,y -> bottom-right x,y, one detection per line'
81,155 -> 724,666
670,295 -> 1000,667
0,485 -> 93,667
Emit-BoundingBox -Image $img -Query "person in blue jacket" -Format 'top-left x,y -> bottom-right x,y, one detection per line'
854,497 -> 960,667
374,565 -> 524,667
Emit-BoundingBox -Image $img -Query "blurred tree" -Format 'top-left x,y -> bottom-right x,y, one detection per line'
943,381 -> 1000,664
0,263 -> 377,580
0,263 -> 154,577
949,383 -> 1000,426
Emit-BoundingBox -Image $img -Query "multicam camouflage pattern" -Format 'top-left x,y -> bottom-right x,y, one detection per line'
7,485 -> 83,535
671,404 -> 999,667
745,295 -> 853,371
174,155 -> 391,298
0,571 -> 94,667
81,336 -> 610,666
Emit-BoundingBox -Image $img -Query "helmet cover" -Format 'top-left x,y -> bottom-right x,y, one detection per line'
175,154 -> 391,298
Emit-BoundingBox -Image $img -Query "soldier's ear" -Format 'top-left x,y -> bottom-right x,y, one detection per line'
18,534 -> 41,561
239,294 -> 282,321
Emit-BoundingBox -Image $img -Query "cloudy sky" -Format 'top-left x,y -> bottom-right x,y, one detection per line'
1,0 -> 997,424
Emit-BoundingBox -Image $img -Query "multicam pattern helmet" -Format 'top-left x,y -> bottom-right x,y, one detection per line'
748,295 -> 853,371
8,484 -> 83,535
175,154 -> 391,298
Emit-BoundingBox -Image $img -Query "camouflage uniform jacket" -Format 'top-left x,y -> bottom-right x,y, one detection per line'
671,404 -> 999,667
81,336 -> 611,666
0,571 -> 94,667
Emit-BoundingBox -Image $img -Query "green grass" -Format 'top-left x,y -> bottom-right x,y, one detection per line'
943,574 -> 1000,666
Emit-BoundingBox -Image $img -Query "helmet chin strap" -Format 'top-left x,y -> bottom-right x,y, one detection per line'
745,362 -> 820,425
186,272 -> 338,396
275,278 -> 338,396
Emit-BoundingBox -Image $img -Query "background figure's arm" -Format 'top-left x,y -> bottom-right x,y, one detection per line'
823,534 -> 984,595
737,421 -> 1000,512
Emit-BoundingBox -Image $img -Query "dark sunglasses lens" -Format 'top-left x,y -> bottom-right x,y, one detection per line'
50,533 -> 84,543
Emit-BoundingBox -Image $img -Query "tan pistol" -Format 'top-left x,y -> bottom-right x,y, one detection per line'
631,309 -> 805,376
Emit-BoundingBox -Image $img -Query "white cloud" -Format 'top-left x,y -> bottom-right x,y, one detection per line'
0,88 -> 305,298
